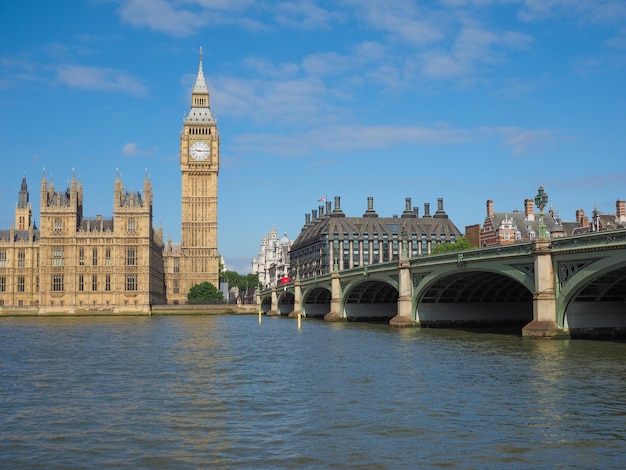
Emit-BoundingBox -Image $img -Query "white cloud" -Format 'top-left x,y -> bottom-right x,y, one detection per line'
122,142 -> 139,156
121,142 -> 153,157
273,0 -> 342,29
518,0 -> 626,23
213,76 -> 336,125
242,57 -> 299,79
487,127 -> 563,155
117,0 -> 266,35
351,0 -> 445,45
56,65 -> 147,96
118,0 -> 202,36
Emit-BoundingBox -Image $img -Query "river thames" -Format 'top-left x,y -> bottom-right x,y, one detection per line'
1,315 -> 625,469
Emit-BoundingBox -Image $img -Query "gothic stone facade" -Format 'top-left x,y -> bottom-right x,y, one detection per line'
0,174 -> 165,313
0,50 -> 220,312
163,48 -> 220,304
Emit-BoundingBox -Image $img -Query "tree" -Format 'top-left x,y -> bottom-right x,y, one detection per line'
187,281 -> 223,304
430,236 -> 474,255
221,271 -> 260,303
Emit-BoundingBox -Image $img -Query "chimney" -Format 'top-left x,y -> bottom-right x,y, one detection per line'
402,197 -> 416,218
434,198 -> 448,218
326,200 -> 332,215
413,206 -> 419,217
424,202 -> 431,217
576,209 -> 585,224
486,199 -> 494,217
524,198 -> 534,221
331,196 -> 345,217
617,200 -> 626,222
319,205 -> 324,217
312,209 -> 318,221
363,196 -> 378,218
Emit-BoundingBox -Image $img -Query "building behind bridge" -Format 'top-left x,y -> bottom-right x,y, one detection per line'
290,196 -> 462,279
252,227 -> 293,288
477,196 -> 626,247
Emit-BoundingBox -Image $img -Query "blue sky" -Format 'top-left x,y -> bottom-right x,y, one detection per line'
1,0 -> 625,273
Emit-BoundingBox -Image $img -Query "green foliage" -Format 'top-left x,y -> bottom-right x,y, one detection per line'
221,271 -> 260,303
187,281 -> 223,304
430,237 -> 474,255
222,271 -> 260,290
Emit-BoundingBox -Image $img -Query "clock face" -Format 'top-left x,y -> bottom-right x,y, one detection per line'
190,141 -> 210,161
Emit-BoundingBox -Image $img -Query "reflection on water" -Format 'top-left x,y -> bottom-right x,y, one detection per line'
1,316 -> 625,469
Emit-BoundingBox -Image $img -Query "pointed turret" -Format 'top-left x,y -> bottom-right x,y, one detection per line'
190,47 -> 211,113
143,170 -> 153,204
15,177 -> 32,230
143,169 -> 153,218
17,177 -> 29,209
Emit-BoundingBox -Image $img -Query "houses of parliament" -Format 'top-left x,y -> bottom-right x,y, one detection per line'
0,50 -> 219,313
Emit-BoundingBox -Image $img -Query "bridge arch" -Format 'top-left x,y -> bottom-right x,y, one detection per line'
414,265 -> 534,328
260,289 -> 295,315
260,294 -> 272,314
558,254 -> 626,335
302,286 -> 332,319
276,290 -> 295,316
342,277 -> 399,322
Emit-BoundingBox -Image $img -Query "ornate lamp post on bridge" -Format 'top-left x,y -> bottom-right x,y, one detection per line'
534,185 -> 549,239
523,184 -> 566,338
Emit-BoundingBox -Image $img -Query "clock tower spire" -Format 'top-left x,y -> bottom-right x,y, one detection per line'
177,47 -> 220,300
191,46 -> 210,108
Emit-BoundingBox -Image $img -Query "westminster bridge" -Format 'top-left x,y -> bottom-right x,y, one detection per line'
258,229 -> 626,339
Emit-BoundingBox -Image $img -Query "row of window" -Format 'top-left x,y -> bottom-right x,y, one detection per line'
0,276 -> 37,292
164,258 -> 180,273
0,250 -> 39,268
52,218 -> 139,233
52,274 -> 138,292
0,248 -> 139,268
188,126 -> 211,134
0,274 -> 138,293
55,247 -> 138,267
329,232 -> 455,241
191,98 -> 209,108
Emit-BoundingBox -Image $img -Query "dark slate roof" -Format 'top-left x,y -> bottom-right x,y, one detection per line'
0,229 -> 40,242
79,218 -> 114,232
292,212 -> 462,250
561,221 -> 585,236
487,211 -> 564,238
596,213 -> 625,231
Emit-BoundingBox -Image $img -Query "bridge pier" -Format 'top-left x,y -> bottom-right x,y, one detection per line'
267,286 -> 279,316
390,259 -> 417,327
522,239 -> 570,339
324,270 -> 344,322
288,279 -> 302,318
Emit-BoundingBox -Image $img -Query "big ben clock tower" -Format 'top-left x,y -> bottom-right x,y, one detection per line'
179,47 -> 220,294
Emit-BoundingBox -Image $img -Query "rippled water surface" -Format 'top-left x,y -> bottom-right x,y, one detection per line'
1,315 -> 625,469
